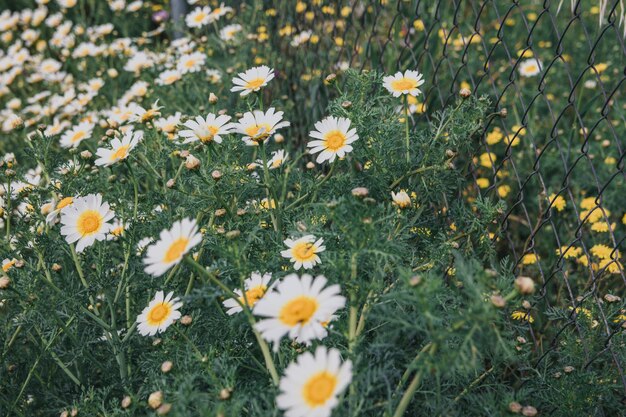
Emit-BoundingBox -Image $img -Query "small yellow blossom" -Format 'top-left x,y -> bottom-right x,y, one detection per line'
521,254 -> 539,265
511,311 -> 534,323
549,194 -> 566,211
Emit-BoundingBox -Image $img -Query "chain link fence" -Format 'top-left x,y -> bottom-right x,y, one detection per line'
250,0 -> 626,398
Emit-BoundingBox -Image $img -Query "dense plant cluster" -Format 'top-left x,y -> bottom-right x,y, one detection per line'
1,1 -> 625,416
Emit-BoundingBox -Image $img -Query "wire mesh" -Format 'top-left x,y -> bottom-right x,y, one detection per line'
268,0 -> 626,396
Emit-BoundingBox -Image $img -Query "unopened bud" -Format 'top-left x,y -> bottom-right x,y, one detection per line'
180,315 -> 192,325
508,401 -> 522,413
351,187 -> 369,198
161,361 -> 173,373
225,230 -> 240,239
490,294 -> 505,308
209,93 -> 218,104
274,133 -> 284,143
219,388 -> 232,400
166,179 -> 175,188
522,300 -> 531,309
148,391 -> 163,409
185,155 -> 200,170
325,73 -> 336,83
156,404 -> 172,415
521,406 -> 537,417
0,276 -> 10,289
80,150 -> 92,159
515,276 -> 535,294
460,87 -> 471,98
409,275 -> 421,286
341,100 -> 352,108
211,170 -> 222,180
499,108 -> 508,118
121,396 -> 132,408
604,294 -> 621,303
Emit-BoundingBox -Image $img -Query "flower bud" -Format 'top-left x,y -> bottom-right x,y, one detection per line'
209,93 -> 218,104
460,87 -> 471,98
508,401 -> 522,413
180,315 -> 193,325
211,170 -> 222,181
490,294 -> 505,308
351,187 -> 369,198
0,276 -> 10,289
80,150 -> 92,159
156,404 -> 172,415
185,155 -> 200,170
515,276 -> 535,294
148,391 -> 163,409
166,179 -> 175,188
521,405 -> 537,417
161,361 -> 173,373
121,396 -> 132,408
219,388 -> 232,400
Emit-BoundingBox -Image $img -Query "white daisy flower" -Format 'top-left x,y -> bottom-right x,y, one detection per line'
219,24 -> 242,41
267,149 -> 288,169
59,121 -> 95,148
383,69 -> 425,97
45,196 -> 75,225
178,113 -> 233,144
136,291 -> 183,336
59,194 -> 115,253
307,116 -> 358,164
94,130 -> 142,167
185,6 -> 211,28
129,100 -> 162,124
222,272 -> 272,315
106,218 -> 128,240
156,69 -> 182,86
277,346 -> 352,417
143,218 -> 203,277
391,190 -> 411,209
281,235 -> 326,270
177,52 -> 205,74
518,58 -> 542,77
230,65 -> 275,96
2,258 -> 17,272
232,107 -> 290,144
254,274 -> 345,349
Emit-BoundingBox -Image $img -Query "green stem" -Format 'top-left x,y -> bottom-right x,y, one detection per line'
404,95 -> 410,164
260,142 -> 280,233
5,180 -> 11,239
184,256 -> 279,385
125,160 -> 139,222
389,165 -> 439,190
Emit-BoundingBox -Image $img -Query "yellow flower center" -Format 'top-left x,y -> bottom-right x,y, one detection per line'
111,226 -> 124,236
239,286 -> 267,307
245,123 -> 272,140
111,145 -> 130,161
292,242 -> 316,261
163,238 -> 189,263
147,302 -> 171,325
524,64 -> 538,73
71,131 -> 86,143
198,126 -> 220,143
184,59 -> 197,68
193,12 -> 206,23
141,109 -> 158,123
391,77 -> 418,92
57,196 -> 74,210
323,130 -> 347,151
279,296 -> 318,326
244,77 -> 266,90
302,371 -> 337,407
76,210 -> 103,236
